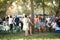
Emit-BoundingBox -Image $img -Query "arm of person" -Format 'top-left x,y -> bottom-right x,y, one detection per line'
29,19 -> 34,25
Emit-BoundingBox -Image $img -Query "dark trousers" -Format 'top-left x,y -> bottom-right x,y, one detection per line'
21,23 -> 23,30
10,24 -> 13,31
16,22 -> 19,26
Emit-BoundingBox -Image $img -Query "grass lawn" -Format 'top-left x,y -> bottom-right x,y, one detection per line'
0,31 -> 60,40
0,25 -> 60,40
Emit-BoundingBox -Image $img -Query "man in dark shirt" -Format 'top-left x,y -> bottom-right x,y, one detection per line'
15,16 -> 19,26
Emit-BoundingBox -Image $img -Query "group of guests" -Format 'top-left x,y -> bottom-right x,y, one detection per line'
0,15 -> 60,36
2,15 -> 33,36
2,15 -> 22,31
34,15 -> 60,33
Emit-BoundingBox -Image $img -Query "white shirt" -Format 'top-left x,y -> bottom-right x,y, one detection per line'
51,22 -> 57,29
9,18 -> 13,24
46,17 -> 51,23
55,27 -> 60,30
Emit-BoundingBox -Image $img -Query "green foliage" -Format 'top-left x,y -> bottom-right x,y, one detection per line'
34,0 -> 42,8
34,0 -> 42,5
0,0 -> 16,18
0,0 -> 60,16
22,0 -> 26,3
0,0 -> 8,18
0,11 -> 6,18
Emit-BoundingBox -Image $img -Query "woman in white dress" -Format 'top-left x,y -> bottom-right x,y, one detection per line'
22,15 -> 29,36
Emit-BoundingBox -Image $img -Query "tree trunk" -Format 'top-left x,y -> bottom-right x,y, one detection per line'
30,0 -> 34,33
42,0 -> 45,20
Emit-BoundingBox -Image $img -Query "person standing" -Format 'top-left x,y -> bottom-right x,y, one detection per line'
28,17 -> 33,35
9,16 -> 13,31
22,15 -> 29,36
15,16 -> 19,27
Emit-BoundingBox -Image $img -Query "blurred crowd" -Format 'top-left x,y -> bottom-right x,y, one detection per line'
0,15 -> 60,36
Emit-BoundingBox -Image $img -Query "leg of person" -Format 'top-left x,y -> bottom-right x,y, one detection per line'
51,29 -> 55,32
10,24 -> 13,31
29,26 -> 32,35
21,23 -> 23,30
49,27 -> 52,32
41,26 -> 45,33
25,30 -> 28,36
9,24 -> 12,32
38,27 -> 40,32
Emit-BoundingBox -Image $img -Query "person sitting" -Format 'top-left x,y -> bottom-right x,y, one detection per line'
34,15 -> 41,32
51,20 -> 57,32
55,17 -> 60,33
40,20 -> 46,33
